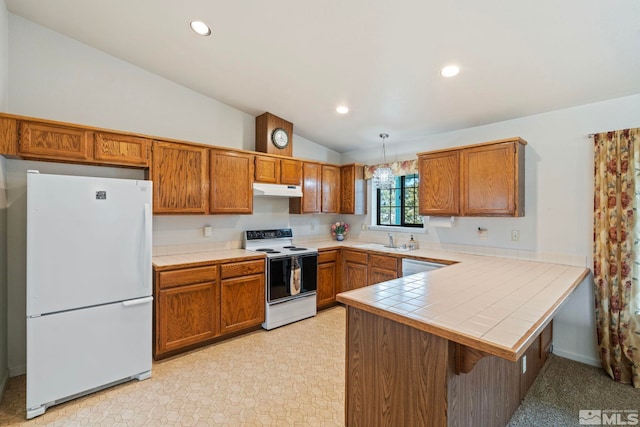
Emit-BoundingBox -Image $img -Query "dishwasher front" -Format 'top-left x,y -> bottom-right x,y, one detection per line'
401,258 -> 446,277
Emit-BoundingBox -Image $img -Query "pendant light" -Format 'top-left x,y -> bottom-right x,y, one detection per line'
371,133 -> 395,190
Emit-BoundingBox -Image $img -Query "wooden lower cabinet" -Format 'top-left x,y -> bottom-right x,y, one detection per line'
154,258 -> 266,359
317,250 -> 339,309
154,266 -> 219,359
343,250 -> 368,291
220,260 -> 265,334
368,254 -> 400,286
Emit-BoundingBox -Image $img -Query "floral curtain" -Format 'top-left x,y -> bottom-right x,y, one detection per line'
593,127 -> 640,388
364,159 -> 418,179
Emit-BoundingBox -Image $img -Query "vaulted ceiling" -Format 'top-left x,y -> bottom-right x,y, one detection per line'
6,0 -> 640,152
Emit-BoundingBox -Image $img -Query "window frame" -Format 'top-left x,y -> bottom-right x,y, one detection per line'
375,174 -> 423,228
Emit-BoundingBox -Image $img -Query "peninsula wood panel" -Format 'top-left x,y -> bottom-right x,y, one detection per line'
0,117 -> 17,155
94,132 -> 150,167
321,165 -> 340,213
210,150 -> 253,214
19,121 -> 91,161
461,141 -> 524,216
151,141 -> 209,214
447,345 -> 521,427
220,273 -> 265,334
418,150 -> 459,216
345,307 -> 448,427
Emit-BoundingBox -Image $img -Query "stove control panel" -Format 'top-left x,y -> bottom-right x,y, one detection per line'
246,228 -> 293,241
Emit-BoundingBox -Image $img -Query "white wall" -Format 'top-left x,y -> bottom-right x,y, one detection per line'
0,0 -> 9,400
5,13 -> 341,375
343,93 -> 640,366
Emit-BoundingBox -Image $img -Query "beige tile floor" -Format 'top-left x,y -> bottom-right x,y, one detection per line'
0,306 -> 346,426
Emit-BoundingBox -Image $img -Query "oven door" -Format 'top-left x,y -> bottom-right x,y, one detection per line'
267,253 -> 317,304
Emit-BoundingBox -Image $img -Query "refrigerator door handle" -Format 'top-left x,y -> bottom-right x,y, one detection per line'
122,296 -> 153,307
143,203 -> 152,288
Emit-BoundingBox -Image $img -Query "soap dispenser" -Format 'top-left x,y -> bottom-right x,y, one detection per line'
408,235 -> 417,250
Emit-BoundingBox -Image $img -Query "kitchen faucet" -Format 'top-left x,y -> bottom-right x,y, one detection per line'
388,233 -> 394,247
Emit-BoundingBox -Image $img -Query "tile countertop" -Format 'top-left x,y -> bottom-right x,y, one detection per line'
333,246 -> 589,362
152,238 -> 590,362
152,249 -> 265,270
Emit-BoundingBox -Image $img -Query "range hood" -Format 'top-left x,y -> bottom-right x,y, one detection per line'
253,183 -> 302,198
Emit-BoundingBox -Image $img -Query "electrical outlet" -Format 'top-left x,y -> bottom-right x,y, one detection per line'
478,228 -> 488,240
203,226 -> 212,237
511,230 -> 520,241
522,355 -> 527,374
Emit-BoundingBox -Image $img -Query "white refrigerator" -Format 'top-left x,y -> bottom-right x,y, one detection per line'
26,171 -> 153,419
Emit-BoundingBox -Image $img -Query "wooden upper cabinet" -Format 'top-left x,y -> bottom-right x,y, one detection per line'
254,155 -> 279,184
290,162 -> 321,213
321,165 -> 340,213
254,155 -> 302,185
280,158 -> 302,185
151,141 -> 209,214
340,164 -> 366,215
210,150 -> 253,214
0,117 -> 17,156
418,138 -> 526,217
418,150 -> 460,216
19,121 -> 91,161
94,132 -> 150,167
460,140 -> 525,216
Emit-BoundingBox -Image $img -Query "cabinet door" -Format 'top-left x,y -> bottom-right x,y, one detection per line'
368,254 -> 399,285
254,155 -> 279,183
94,132 -> 150,167
340,164 -> 365,215
220,274 -> 265,334
157,281 -> 218,355
280,158 -> 302,185
0,117 -> 17,155
151,141 -> 209,214
321,165 -> 340,213
345,262 -> 368,291
210,150 -> 254,214
461,142 -> 520,216
19,121 -> 91,161
291,162 -> 321,213
418,150 -> 459,216
317,250 -> 338,309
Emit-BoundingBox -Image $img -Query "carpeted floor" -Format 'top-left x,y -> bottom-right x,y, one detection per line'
508,353 -> 640,426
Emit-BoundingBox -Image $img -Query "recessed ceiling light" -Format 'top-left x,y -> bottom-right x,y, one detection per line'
336,105 -> 349,114
190,20 -> 211,36
440,65 -> 460,78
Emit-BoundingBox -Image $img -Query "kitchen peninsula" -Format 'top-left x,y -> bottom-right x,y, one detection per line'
335,251 -> 589,427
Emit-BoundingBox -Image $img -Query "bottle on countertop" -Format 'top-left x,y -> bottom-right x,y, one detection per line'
408,235 -> 417,250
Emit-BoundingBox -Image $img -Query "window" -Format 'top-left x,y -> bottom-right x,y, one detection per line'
376,174 -> 423,227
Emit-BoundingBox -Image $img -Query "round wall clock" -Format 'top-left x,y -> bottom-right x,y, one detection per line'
271,128 -> 289,149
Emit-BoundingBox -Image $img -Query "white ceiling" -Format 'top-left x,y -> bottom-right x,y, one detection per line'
5,0 -> 640,153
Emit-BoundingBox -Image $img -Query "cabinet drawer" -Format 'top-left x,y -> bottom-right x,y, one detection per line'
344,250 -> 367,265
158,266 -> 217,289
220,259 -> 265,279
369,254 -> 398,271
318,250 -> 338,264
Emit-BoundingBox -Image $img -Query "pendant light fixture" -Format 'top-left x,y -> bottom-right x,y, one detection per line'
371,133 -> 395,190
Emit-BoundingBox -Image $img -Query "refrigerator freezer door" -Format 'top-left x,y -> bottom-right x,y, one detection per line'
26,298 -> 152,418
26,173 -> 152,316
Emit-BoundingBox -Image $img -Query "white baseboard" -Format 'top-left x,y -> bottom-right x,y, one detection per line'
552,348 -> 600,367
9,363 -> 26,377
0,368 -> 8,404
